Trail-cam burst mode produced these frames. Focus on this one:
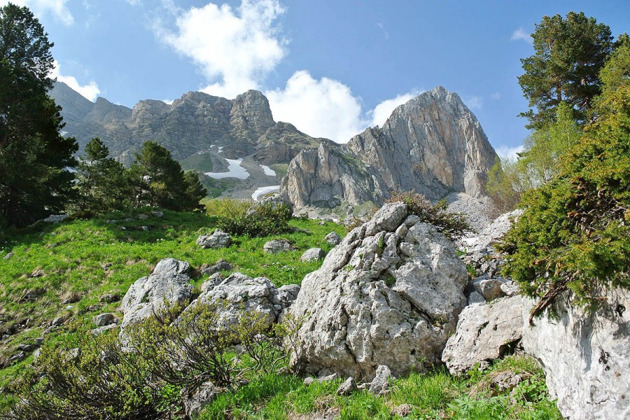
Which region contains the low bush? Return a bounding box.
[3,303,295,419]
[386,191,473,240]
[216,200,293,237]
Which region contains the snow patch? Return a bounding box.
[261,165,276,176]
[252,185,280,201]
[204,158,250,180]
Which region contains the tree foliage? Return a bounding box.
[72,138,132,216]
[518,12,614,129]
[130,141,206,212]
[503,58,630,318]
[0,4,77,227]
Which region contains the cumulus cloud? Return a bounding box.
[0,0,74,25]
[50,61,100,101]
[369,91,419,127]
[496,144,524,161]
[155,0,287,98]
[511,27,532,44]
[266,71,366,142]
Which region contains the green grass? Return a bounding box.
[0,208,345,399]
[196,356,561,419]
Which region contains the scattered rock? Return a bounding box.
[61,292,82,304]
[200,259,233,277]
[42,214,68,223]
[369,365,393,395]
[442,295,524,375]
[301,248,326,262]
[120,258,193,329]
[391,404,414,418]
[17,343,37,352]
[263,239,292,254]
[325,232,341,246]
[51,316,66,327]
[336,377,357,396]
[3,252,14,260]
[151,211,164,217]
[92,313,117,327]
[91,324,119,336]
[290,203,468,379]
[303,377,315,386]
[197,230,232,249]
[182,381,220,418]
[99,293,121,303]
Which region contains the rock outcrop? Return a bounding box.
[289,203,468,379]
[522,291,630,420]
[282,87,498,210]
[120,258,193,328]
[442,295,524,375]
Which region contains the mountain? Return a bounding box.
[281,87,498,209]
[50,82,325,198]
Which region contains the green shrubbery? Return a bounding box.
[214,199,293,237]
[386,191,472,240]
[4,303,298,419]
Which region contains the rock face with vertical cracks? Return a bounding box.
[289,202,468,379]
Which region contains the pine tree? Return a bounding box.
[0,4,78,227]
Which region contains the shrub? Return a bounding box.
[3,303,294,419]
[386,191,472,240]
[217,201,293,237]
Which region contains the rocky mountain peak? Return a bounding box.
[282,86,499,209]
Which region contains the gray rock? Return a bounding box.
[289,203,468,379]
[120,258,193,328]
[182,381,220,418]
[188,273,291,330]
[303,376,315,386]
[51,316,66,327]
[200,273,224,293]
[472,277,506,302]
[369,365,393,395]
[442,295,524,375]
[42,214,68,223]
[99,293,120,303]
[336,377,357,396]
[281,87,498,210]
[200,259,233,276]
[91,324,119,335]
[197,230,232,249]
[92,313,117,327]
[276,284,300,310]
[263,239,292,254]
[301,248,326,262]
[468,291,486,305]
[325,232,342,246]
[522,291,630,420]
[3,252,13,260]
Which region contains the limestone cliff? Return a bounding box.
[282,87,498,208]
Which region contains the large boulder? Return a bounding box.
[289,203,468,379]
[197,230,232,249]
[522,291,630,420]
[188,272,298,329]
[442,295,524,375]
[120,258,193,328]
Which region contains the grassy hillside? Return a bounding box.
[0,208,560,419]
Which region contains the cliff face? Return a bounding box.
[282,87,498,208]
[50,83,318,166]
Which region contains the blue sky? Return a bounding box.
[3,0,629,157]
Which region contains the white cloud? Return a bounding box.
[496,144,524,161]
[490,92,501,101]
[0,0,74,25]
[464,95,483,110]
[369,91,419,127]
[376,22,389,39]
[511,27,532,44]
[266,71,366,142]
[50,61,100,101]
[156,0,287,98]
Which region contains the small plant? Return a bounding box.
[386,191,473,240]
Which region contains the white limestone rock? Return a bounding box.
[289,203,468,379]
